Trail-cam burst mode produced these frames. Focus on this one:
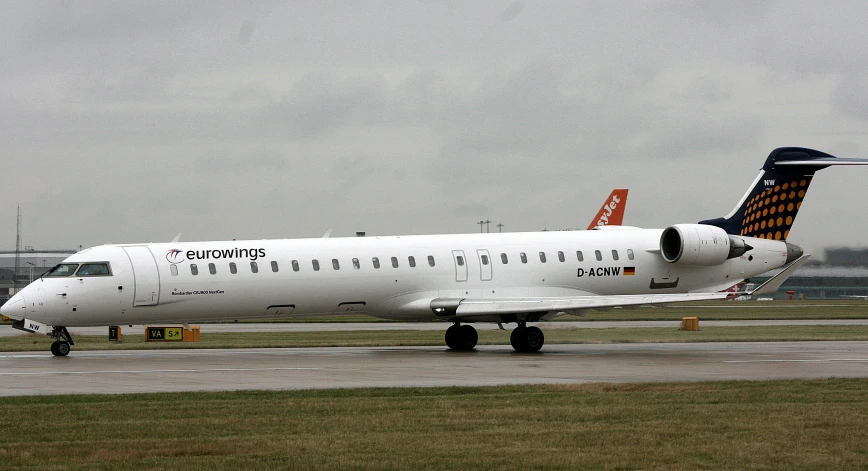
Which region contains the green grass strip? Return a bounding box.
[1,379,867,470]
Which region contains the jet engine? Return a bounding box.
[660,224,752,266]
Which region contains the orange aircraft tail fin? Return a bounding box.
[587,189,628,230]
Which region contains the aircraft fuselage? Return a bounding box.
[3,229,789,327]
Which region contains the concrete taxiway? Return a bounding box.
[1,341,867,396]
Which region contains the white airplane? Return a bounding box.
[4,147,868,356]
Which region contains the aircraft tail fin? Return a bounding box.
[699,147,868,240]
[587,189,628,230]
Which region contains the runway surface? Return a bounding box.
[3,319,868,337]
[1,341,867,396]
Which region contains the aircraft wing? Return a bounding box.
[440,292,731,318]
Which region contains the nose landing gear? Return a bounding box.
[49,326,74,357]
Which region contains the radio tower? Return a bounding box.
[13,205,21,293]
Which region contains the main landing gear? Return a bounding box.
[49,326,74,357]
[445,323,478,351]
[443,322,545,353]
[510,323,544,353]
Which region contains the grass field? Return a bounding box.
[2,325,868,352]
[2,379,867,470]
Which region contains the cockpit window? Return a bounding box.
[45,263,79,277]
[75,263,112,276]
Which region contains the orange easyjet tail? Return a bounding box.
[587,189,628,229]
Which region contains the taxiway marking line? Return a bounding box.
[0,367,322,376]
[723,359,868,363]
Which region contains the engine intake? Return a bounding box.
[660,224,751,266]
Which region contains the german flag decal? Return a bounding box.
[624,267,636,276]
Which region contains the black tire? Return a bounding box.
[444,324,462,350]
[525,326,545,352]
[459,325,478,350]
[510,326,528,352]
[50,341,59,356]
[55,341,70,357]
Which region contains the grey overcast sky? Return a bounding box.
[2,1,868,259]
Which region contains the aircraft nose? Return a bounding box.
[0,293,25,320]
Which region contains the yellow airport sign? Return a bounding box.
[144,326,200,342]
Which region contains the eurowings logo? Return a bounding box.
[166,249,185,264]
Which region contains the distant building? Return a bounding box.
[824,247,868,267]
[751,248,868,299]
[0,250,76,303]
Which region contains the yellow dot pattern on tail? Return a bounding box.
[740,178,811,240]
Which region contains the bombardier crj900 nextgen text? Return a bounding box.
[4,148,868,356]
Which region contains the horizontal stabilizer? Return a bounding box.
[775,157,868,166]
[745,254,811,296]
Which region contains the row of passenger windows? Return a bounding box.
[171,249,635,276]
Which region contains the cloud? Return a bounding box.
[497,1,525,22]
[1,1,868,257]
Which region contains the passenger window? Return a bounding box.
[501,253,508,264]
[372,257,380,269]
[456,256,464,266]
[595,250,602,261]
[408,256,416,268]
[391,257,399,268]
[250,261,258,273]
[272,261,279,272]
[229,262,237,274]
[170,265,178,276]
[292,260,300,272]
[539,252,547,263]
[612,250,619,261]
[627,249,634,260]
[558,251,565,262]
[520,252,527,264]
[76,263,111,276]
[577,251,584,262]
[428,255,435,267]
[209,263,216,275]
[481,254,489,265]
[332,259,340,270]
[353,258,360,269]
[312,259,320,271]
[191,264,199,275]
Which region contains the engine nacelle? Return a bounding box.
[660,224,751,266]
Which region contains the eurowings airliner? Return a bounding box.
[3,147,867,356]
